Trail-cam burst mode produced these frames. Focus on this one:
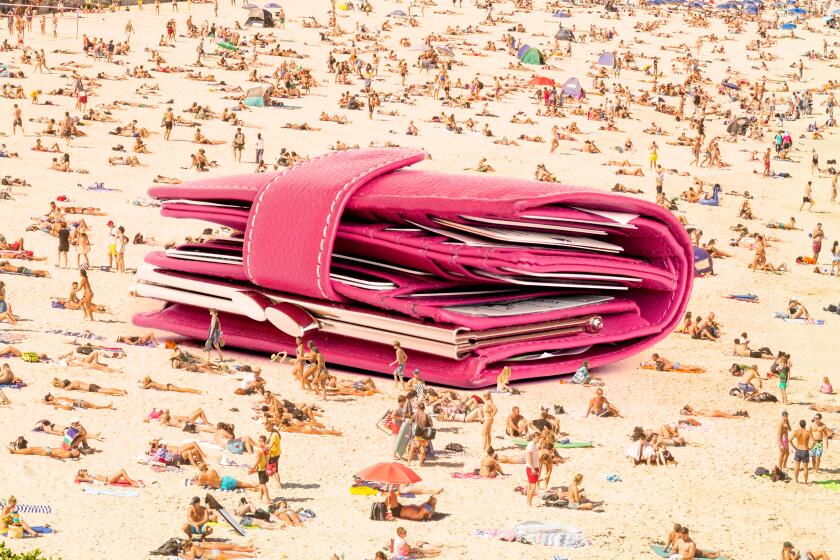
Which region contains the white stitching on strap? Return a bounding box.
[244,151,340,283]
[314,152,418,298]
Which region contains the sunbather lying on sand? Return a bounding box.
[76,468,142,487]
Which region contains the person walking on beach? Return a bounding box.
[800,181,814,212]
[57,220,70,269]
[233,127,245,162]
[163,107,174,140]
[265,421,282,488]
[11,104,23,135]
[791,420,814,484]
[525,433,541,506]
[205,308,224,362]
[249,435,270,503]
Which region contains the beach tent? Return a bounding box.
[516,44,531,58]
[693,247,714,276]
[519,47,545,65]
[779,22,796,29]
[217,40,238,51]
[596,52,615,68]
[561,77,582,97]
[555,28,575,41]
[244,8,274,27]
[244,86,266,107]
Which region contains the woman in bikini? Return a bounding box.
[52,378,127,396]
[43,393,114,411]
[680,405,747,419]
[141,376,201,394]
[76,468,142,487]
[78,269,94,321]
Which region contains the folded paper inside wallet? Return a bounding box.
[137,148,693,387]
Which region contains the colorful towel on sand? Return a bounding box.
[772,313,825,325]
[0,502,52,514]
[83,486,140,497]
[814,481,840,490]
[85,182,121,192]
[650,543,727,559]
[471,528,517,541]
[1,525,53,537]
[0,333,24,344]
[451,472,510,480]
[0,382,26,389]
[45,329,104,340]
[513,521,588,548]
[220,454,252,468]
[511,438,593,449]
[724,294,759,302]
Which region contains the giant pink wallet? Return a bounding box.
[132,148,693,387]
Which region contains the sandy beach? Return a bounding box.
[0,0,839,558]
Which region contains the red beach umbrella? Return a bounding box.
[356,462,422,485]
[529,76,555,86]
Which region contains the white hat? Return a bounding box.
[71,417,81,425]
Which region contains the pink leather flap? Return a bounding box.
[242,148,426,300]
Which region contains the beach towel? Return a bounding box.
[75,478,144,488]
[814,481,840,490]
[45,329,104,340]
[220,454,252,468]
[0,382,26,389]
[650,543,727,559]
[451,472,510,480]
[83,486,140,497]
[0,502,52,514]
[773,312,825,325]
[349,485,380,496]
[1,525,53,537]
[85,182,121,192]
[471,528,517,541]
[513,521,588,548]
[511,438,593,449]
[724,294,759,302]
[0,333,24,344]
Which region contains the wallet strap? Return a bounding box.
[244,147,426,299]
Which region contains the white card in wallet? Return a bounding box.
[460,215,608,236]
[444,295,614,317]
[473,270,629,290]
[431,218,623,253]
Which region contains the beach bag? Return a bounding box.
[204,493,222,510]
[445,443,464,452]
[253,508,271,521]
[21,352,40,363]
[150,538,184,556]
[417,426,436,440]
[754,467,770,477]
[369,501,387,521]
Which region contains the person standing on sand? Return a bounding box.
[811,223,824,263]
[162,107,174,140]
[79,268,94,321]
[254,133,264,164]
[249,435,270,503]
[791,420,813,484]
[481,392,496,452]
[778,411,791,470]
[809,413,832,475]
[11,104,23,135]
[233,127,245,162]
[265,420,282,488]
[389,341,406,390]
[205,308,224,362]
[525,433,541,506]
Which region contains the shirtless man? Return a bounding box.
[670,526,697,560]
[505,406,527,437]
[738,365,763,400]
[193,463,258,491]
[389,341,407,390]
[585,388,622,417]
[481,392,496,452]
[791,419,814,483]
[778,411,791,470]
[809,414,833,474]
[182,496,213,540]
[733,339,773,359]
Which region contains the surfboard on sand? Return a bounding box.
[217,507,247,536]
[394,421,415,457]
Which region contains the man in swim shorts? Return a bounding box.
[790,420,814,484]
[182,496,213,540]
